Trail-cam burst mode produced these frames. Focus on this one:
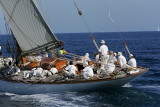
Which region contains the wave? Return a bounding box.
[122,83,133,88]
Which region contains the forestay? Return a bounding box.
[0,0,60,55]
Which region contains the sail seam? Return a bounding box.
[0,0,38,48]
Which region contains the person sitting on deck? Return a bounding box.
[14,64,21,75]
[63,61,77,77]
[32,66,44,77]
[128,54,137,68]
[105,51,117,74]
[118,52,130,68]
[7,61,14,74]
[49,65,58,76]
[58,48,68,57]
[82,61,94,80]
[82,53,91,67]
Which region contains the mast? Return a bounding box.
[0,0,61,56]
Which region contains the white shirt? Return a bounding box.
[50,67,58,74]
[65,65,77,75]
[33,67,43,76]
[128,58,137,68]
[118,55,127,68]
[99,45,108,56]
[83,66,94,76]
[95,54,100,62]
[15,66,21,74]
[108,55,117,64]
[82,56,91,67]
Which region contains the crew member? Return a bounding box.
[82,61,94,79]
[118,52,130,68]
[105,51,117,74]
[59,48,67,55]
[82,53,91,67]
[99,40,109,70]
[50,65,58,75]
[63,61,77,77]
[128,54,137,68]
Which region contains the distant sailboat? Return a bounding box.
[158,27,160,31]
[0,0,148,94]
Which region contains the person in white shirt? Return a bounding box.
[82,61,94,79]
[128,54,137,68]
[64,61,77,77]
[33,66,44,77]
[7,61,14,74]
[49,65,58,75]
[82,53,91,67]
[14,65,21,75]
[105,51,117,73]
[99,40,109,70]
[94,52,100,63]
[118,52,130,68]
[99,40,108,56]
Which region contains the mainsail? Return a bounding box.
[0,0,60,55]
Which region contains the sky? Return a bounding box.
[0,0,160,34]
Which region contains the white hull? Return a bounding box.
[0,71,146,94]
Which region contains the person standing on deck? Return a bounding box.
[82,53,91,67]
[99,40,109,71]
[128,54,137,68]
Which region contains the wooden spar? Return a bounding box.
[91,35,99,51]
[73,0,99,52]
[123,40,131,57]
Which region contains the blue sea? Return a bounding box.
[0,31,160,107]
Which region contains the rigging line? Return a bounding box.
[38,0,59,41]
[102,0,131,56]
[73,0,100,51]
[29,0,44,47]
[0,1,38,49]
[73,0,92,35]
[29,0,44,44]
[16,1,34,49]
[39,0,48,24]
[32,0,59,43]
[30,2,44,44]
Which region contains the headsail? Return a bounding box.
[0,0,60,55]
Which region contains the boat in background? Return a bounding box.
[0,0,148,94]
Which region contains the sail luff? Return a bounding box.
[0,0,60,55]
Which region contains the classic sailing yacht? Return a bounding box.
[0,0,148,94]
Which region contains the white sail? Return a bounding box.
[0,0,60,55]
[158,27,160,31]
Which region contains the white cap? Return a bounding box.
[118,52,122,56]
[85,53,89,56]
[101,40,105,44]
[114,53,117,56]
[130,54,133,57]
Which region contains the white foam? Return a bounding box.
[122,83,133,87]
[9,92,90,107]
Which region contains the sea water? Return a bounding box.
[0,31,160,107]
